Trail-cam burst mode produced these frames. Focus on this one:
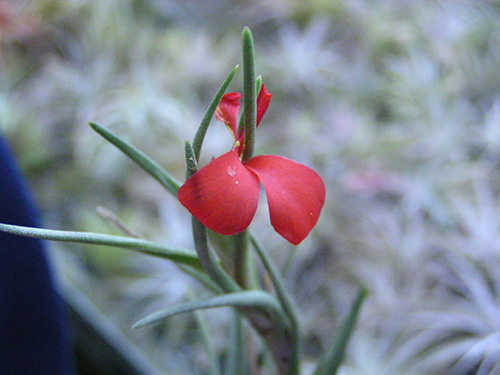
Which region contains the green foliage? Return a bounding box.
[4,0,500,374]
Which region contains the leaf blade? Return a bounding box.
[132,290,285,329]
[192,65,239,161]
[242,27,256,162]
[313,288,368,375]
[0,223,202,270]
[89,122,181,196]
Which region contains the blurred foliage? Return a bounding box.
[3,0,500,374]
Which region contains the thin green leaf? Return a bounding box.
[0,223,202,270]
[226,311,246,375]
[312,288,368,375]
[249,232,298,329]
[132,290,286,329]
[178,265,222,293]
[241,27,256,162]
[89,122,181,196]
[191,217,241,293]
[193,221,296,374]
[192,65,239,161]
[250,232,301,374]
[189,290,222,375]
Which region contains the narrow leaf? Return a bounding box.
[0,223,202,270]
[89,122,181,196]
[178,265,222,293]
[189,290,222,375]
[313,288,368,375]
[226,311,245,375]
[132,290,286,329]
[249,232,298,331]
[192,65,239,161]
[242,27,256,162]
[250,232,301,375]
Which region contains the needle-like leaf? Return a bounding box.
[242,27,256,162]
[132,290,286,329]
[0,223,202,270]
[312,288,368,375]
[89,122,181,196]
[192,65,239,161]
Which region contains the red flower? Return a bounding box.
[178,85,325,245]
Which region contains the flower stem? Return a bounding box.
[185,140,241,292]
[241,26,256,162]
[191,217,241,293]
[236,27,257,371]
[233,230,254,289]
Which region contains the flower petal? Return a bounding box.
[245,155,325,245]
[178,150,260,236]
[215,92,241,138]
[256,84,272,127]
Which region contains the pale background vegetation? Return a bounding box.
[2,0,500,374]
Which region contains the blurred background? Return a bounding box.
[2,0,500,374]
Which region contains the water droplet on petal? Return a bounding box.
[227,165,236,177]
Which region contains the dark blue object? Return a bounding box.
[0,135,74,374]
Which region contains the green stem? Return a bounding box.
[249,233,298,330]
[184,141,240,292]
[233,230,252,289]
[191,217,241,293]
[234,34,257,358]
[237,76,263,136]
[250,233,301,374]
[231,231,252,374]
[241,27,256,162]
[230,28,257,372]
[226,311,246,375]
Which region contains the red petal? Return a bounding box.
[215,92,241,137]
[178,150,260,235]
[256,84,272,127]
[245,155,325,245]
